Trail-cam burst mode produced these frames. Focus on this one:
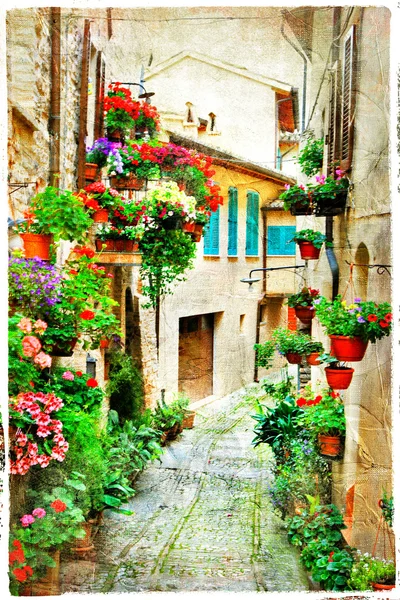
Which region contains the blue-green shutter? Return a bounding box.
[203,207,220,255]
[228,187,238,256]
[267,226,296,255]
[246,191,259,256]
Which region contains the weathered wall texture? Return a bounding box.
[304,6,392,553]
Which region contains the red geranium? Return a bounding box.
[86,378,98,388]
[76,371,83,376]
[367,314,378,322]
[79,310,95,320]
[296,397,307,407]
[50,499,67,513]
[384,313,392,322]
[379,320,389,328]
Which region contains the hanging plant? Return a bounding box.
[297,136,324,177]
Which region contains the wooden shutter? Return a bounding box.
[203,208,220,256]
[340,25,356,172]
[77,19,91,190]
[326,61,340,175]
[245,191,259,256]
[227,187,238,256]
[94,51,106,140]
[267,226,296,255]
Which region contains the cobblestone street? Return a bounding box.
[60,386,309,593]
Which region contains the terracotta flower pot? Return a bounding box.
[330,335,369,362]
[50,337,78,357]
[306,352,321,366]
[318,434,341,457]
[115,239,125,252]
[95,238,115,251]
[100,339,110,349]
[294,305,316,323]
[285,352,302,364]
[371,582,395,591]
[182,410,196,429]
[21,550,60,596]
[325,366,354,390]
[124,239,134,251]
[70,521,94,553]
[85,162,98,182]
[298,241,321,260]
[110,175,145,191]
[21,233,52,261]
[107,128,123,142]
[182,221,195,233]
[93,208,109,223]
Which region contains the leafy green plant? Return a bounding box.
[300,392,346,437]
[310,173,350,204]
[348,552,395,590]
[152,396,185,431]
[254,340,275,369]
[287,287,320,307]
[106,352,144,422]
[271,327,314,356]
[252,396,304,453]
[40,367,104,414]
[279,183,311,211]
[314,295,392,343]
[261,377,295,401]
[380,491,394,528]
[289,229,331,249]
[297,136,324,176]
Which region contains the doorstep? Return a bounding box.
[189,394,218,411]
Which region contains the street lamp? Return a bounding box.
[111,81,155,100]
[240,265,305,288]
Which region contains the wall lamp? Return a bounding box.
[240,265,305,288]
[111,81,155,99]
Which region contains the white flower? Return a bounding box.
[168,211,174,216]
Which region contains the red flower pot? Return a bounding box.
[100,339,110,349]
[85,162,98,182]
[21,233,52,260]
[298,241,321,260]
[371,582,395,591]
[110,175,145,191]
[329,335,368,362]
[183,221,195,233]
[115,239,125,252]
[70,521,94,553]
[93,208,109,223]
[285,352,302,364]
[294,305,316,323]
[191,232,202,243]
[325,366,354,390]
[318,434,341,457]
[95,238,115,251]
[306,352,321,366]
[124,239,134,252]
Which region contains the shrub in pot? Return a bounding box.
[347,552,396,591]
[289,229,331,260]
[287,287,321,323]
[299,389,346,457]
[271,328,316,364]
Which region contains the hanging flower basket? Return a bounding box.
[93,208,109,223]
[160,215,183,231]
[318,434,341,457]
[325,366,354,390]
[298,241,321,260]
[50,337,78,357]
[306,352,321,366]
[85,162,99,182]
[20,233,52,261]
[285,352,302,364]
[314,191,348,217]
[330,335,369,362]
[110,175,145,191]
[182,221,195,233]
[371,582,395,591]
[289,201,313,216]
[294,305,316,323]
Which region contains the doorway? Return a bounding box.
[178,313,214,401]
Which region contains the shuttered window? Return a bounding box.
[327,61,340,176]
[94,51,106,140]
[203,207,220,256]
[267,226,296,255]
[245,191,259,256]
[77,19,91,190]
[227,187,238,256]
[340,25,356,171]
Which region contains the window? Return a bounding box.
[206,112,220,135]
[184,102,199,126]
[203,207,220,255]
[267,226,296,255]
[227,187,238,256]
[340,25,356,171]
[245,191,259,256]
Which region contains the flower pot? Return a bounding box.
[100,339,110,349]
[294,305,316,323]
[92,208,109,223]
[191,232,202,243]
[371,582,395,591]
[306,352,321,366]
[85,162,99,182]
[167,423,180,440]
[95,238,115,251]
[21,233,52,261]
[124,239,134,252]
[161,215,183,230]
[285,352,302,364]
[50,337,78,357]
[21,550,60,596]
[325,366,354,390]
[160,431,168,446]
[70,521,94,553]
[115,239,125,252]
[298,241,321,260]
[330,335,369,362]
[182,221,195,233]
[107,128,123,143]
[110,175,145,191]
[182,410,196,429]
[318,434,341,457]
[289,201,313,216]
[314,191,348,217]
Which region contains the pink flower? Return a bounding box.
[33,320,47,334]
[36,426,52,438]
[299,184,305,190]
[16,432,28,447]
[32,507,46,519]
[27,442,38,456]
[34,352,52,369]
[36,455,51,468]
[284,184,291,190]
[62,371,74,381]
[335,168,345,179]
[22,336,41,357]
[50,419,63,433]
[17,318,32,334]
[315,174,326,185]
[35,413,51,427]
[20,514,35,527]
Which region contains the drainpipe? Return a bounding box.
[49,8,61,187]
[325,216,339,300]
[280,20,307,133]
[254,209,268,382]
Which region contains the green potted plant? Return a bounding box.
[348,552,395,591]
[318,353,355,390]
[15,187,93,260]
[289,229,331,260]
[311,170,350,217]
[313,295,392,361]
[379,491,394,528]
[300,390,346,457]
[297,136,324,177]
[279,182,312,215]
[271,328,314,364]
[82,181,122,222]
[287,287,321,323]
[304,341,325,366]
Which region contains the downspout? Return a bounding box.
[49,7,61,187]
[280,20,307,132]
[254,209,268,382]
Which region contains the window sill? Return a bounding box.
[203,255,220,259]
[227,255,238,260]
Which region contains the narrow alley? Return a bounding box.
[60,386,309,593]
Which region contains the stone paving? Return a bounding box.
[60,384,309,593]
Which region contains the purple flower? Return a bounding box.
[348,309,356,314]
[313,298,322,305]
[357,316,366,324]
[354,297,362,303]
